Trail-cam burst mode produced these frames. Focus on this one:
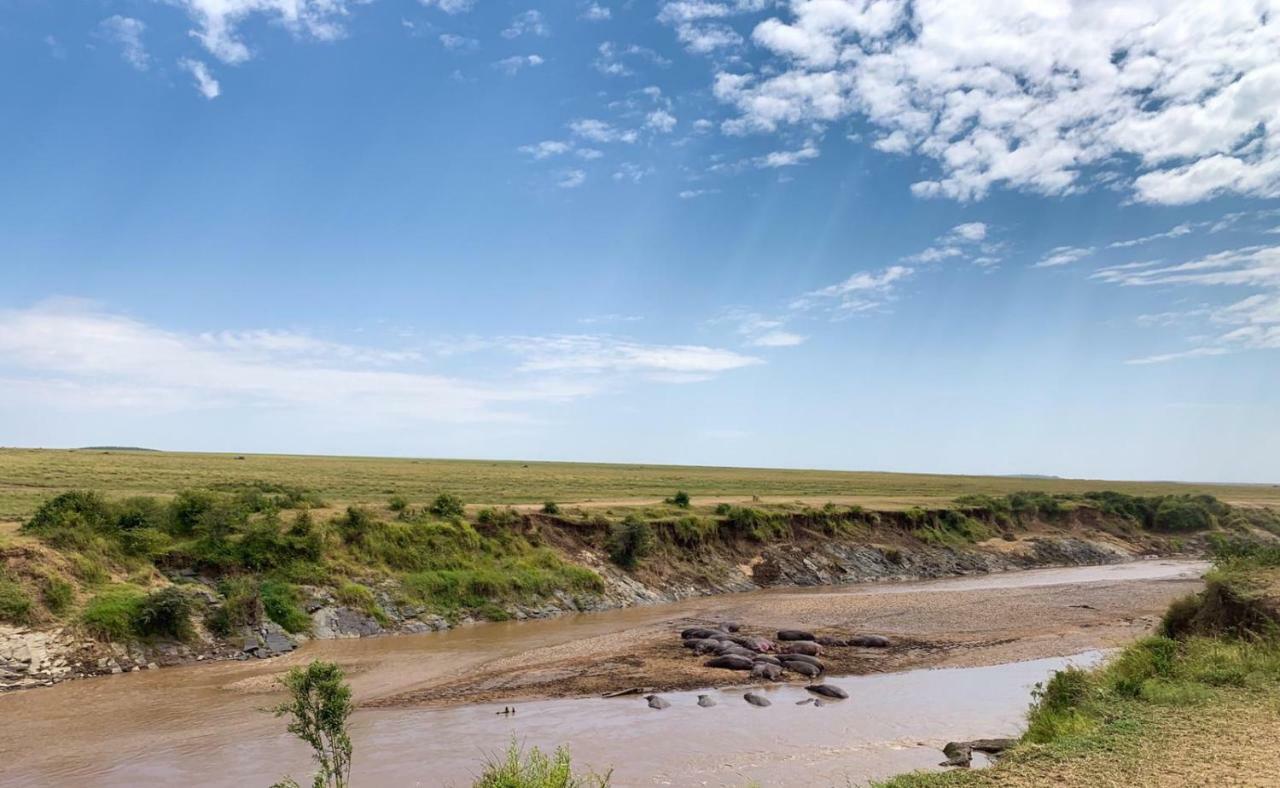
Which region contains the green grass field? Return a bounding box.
[2,447,1277,522]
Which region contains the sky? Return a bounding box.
[1,0,1278,482]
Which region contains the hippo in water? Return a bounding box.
[750,662,784,681]
[805,684,849,700]
[645,695,670,710]
[697,694,717,707]
[743,692,771,707]
[781,641,822,657]
[776,629,816,641]
[705,654,754,670]
[781,660,821,678]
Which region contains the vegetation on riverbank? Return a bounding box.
[877,536,1280,787]
[2,475,1277,653]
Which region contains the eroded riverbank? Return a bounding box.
[0,560,1205,786]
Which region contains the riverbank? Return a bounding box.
[0,561,1206,786]
[879,540,1280,787]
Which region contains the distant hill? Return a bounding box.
[78,446,160,452]
[1003,474,1062,480]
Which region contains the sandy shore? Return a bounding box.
[369,561,1205,708]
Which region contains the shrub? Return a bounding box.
[336,506,379,544]
[1153,496,1217,532]
[666,491,691,508]
[722,507,789,542]
[474,740,609,788]
[429,493,466,519]
[82,586,146,641]
[541,502,560,515]
[0,573,34,624]
[169,489,219,536]
[672,515,716,547]
[477,507,521,530]
[607,516,655,569]
[388,495,409,513]
[24,490,114,534]
[335,582,388,626]
[1024,666,1095,743]
[40,574,74,615]
[260,580,311,634]
[134,587,194,640]
[713,503,731,516]
[207,576,264,636]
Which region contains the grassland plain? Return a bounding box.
[2,447,1279,522]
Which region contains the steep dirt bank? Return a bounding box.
[0,503,1204,692]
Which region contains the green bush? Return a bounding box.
[722,506,789,541]
[477,507,521,530]
[429,493,466,519]
[40,574,74,615]
[134,587,194,640]
[82,586,146,641]
[335,582,388,625]
[1153,496,1217,532]
[261,580,311,634]
[0,573,34,624]
[541,501,560,515]
[24,490,115,534]
[607,516,655,568]
[388,495,409,513]
[672,515,716,547]
[666,491,691,508]
[474,740,609,788]
[207,576,264,636]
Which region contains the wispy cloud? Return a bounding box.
[178,59,221,99]
[581,3,612,21]
[1034,246,1094,268]
[556,169,587,188]
[501,10,549,39]
[98,16,149,71]
[791,266,912,315]
[493,54,543,75]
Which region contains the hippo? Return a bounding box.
[781,660,821,678]
[705,654,754,670]
[719,622,742,633]
[781,641,822,657]
[743,692,771,707]
[735,636,775,653]
[805,684,848,700]
[697,694,717,707]
[645,695,670,709]
[752,654,782,666]
[778,653,823,668]
[750,662,784,681]
[715,644,758,659]
[776,629,816,641]
[795,698,816,706]
[815,635,847,647]
[681,627,721,640]
[847,635,892,648]
[693,639,723,656]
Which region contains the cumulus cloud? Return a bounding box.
[439,33,478,51]
[646,109,678,133]
[710,0,1280,204]
[502,10,549,39]
[98,16,149,71]
[569,118,638,144]
[557,169,587,188]
[755,142,819,168]
[582,3,612,21]
[594,42,671,77]
[657,0,768,54]
[519,140,572,159]
[494,54,544,75]
[904,222,1000,266]
[178,59,221,99]
[173,0,357,64]
[420,0,477,13]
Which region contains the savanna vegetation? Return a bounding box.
[877,535,1280,787]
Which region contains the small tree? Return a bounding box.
[607,515,655,569]
[273,660,354,788]
[541,501,560,515]
[430,492,466,519]
[668,491,691,508]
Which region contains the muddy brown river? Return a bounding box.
[0,560,1206,787]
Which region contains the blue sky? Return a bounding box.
[1,0,1278,482]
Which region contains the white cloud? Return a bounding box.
[1034,246,1094,268]
[1108,223,1194,249]
[420,0,477,13]
[494,54,544,75]
[173,0,357,64]
[678,188,719,199]
[439,33,478,51]
[711,0,1280,204]
[569,118,638,144]
[646,109,678,133]
[519,140,572,159]
[178,59,221,99]
[612,162,654,182]
[594,42,671,77]
[657,0,768,54]
[949,222,986,243]
[750,331,806,347]
[557,169,587,188]
[582,3,612,21]
[502,10,549,39]
[756,142,819,168]
[0,302,759,421]
[903,222,999,266]
[576,148,604,160]
[98,16,149,71]
[792,265,912,314]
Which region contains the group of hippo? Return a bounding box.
[638,621,892,710]
[679,623,890,683]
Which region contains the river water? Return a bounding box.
[0,560,1205,787]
